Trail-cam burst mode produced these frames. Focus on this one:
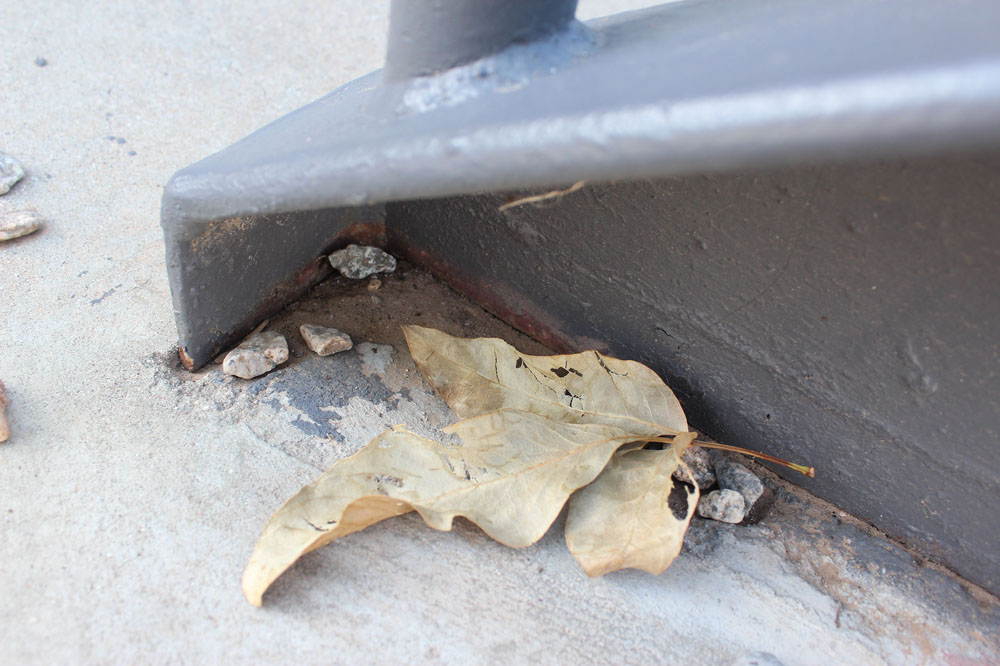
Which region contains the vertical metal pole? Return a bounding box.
[384,0,579,81]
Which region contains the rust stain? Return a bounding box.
[189,215,258,255]
[248,257,329,325]
[337,221,388,248]
[179,214,593,372]
[178,346,196,371]
[178,220,388,371]
[389,236,587,355]
[244,220,387,323]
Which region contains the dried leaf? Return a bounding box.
[565,432,699,577]
[403,325,687,436]
[242,409,640,605]
[243,326,754,605]
[404,326,701,578]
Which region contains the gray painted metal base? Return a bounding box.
[161,0,1000,592]
[389,151,1000,594]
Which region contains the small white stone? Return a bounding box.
[300,324,353,356]
[0,152,25,195]
[222,331,288,379]
[328,244,396,279]
[697,489,746,524]
[0,208,43,241]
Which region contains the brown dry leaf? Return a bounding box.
[404,326,703,577]
[565,432,699,577]
[403,325,687,436]
[242,409,641,605]
[245,327,714,605]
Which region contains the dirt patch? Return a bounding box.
[149,261,553,469]
[266,260,551,366]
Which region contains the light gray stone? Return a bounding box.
[328,244,396,279]
[0,208,43,241]
[716,461,765,518]
[222,331,288,379]
[673,446,716,489]
[0,152,25,195]
[300,324,353,356]
[697,489,746,523]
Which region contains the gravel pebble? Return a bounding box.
[673,446,716,489]
[300,324,353,356]
[329,244,396,279]
[0,152,26,195]
[697,489,746,523]
[222,331,288,379]
[716,461,764,519]
[0,208,43,241]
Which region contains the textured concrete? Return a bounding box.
[1,1,998,665]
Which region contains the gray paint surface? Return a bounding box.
[384,0,578,80]
[388,152,1000,592]
[162,204,384,367]
[159,0,1000,593]
[162,0,1000,367]
[163,0,1000,224]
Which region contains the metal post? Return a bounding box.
[384,0,578,81]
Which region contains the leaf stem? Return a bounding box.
[693,441,815,478]
[644,436,815,478]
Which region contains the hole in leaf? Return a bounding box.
[668,479,693,520]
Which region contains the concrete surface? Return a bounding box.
[1,1,998,665]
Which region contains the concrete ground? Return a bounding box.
[1,1,998,664]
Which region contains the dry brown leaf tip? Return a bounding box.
[242,411,641,605]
